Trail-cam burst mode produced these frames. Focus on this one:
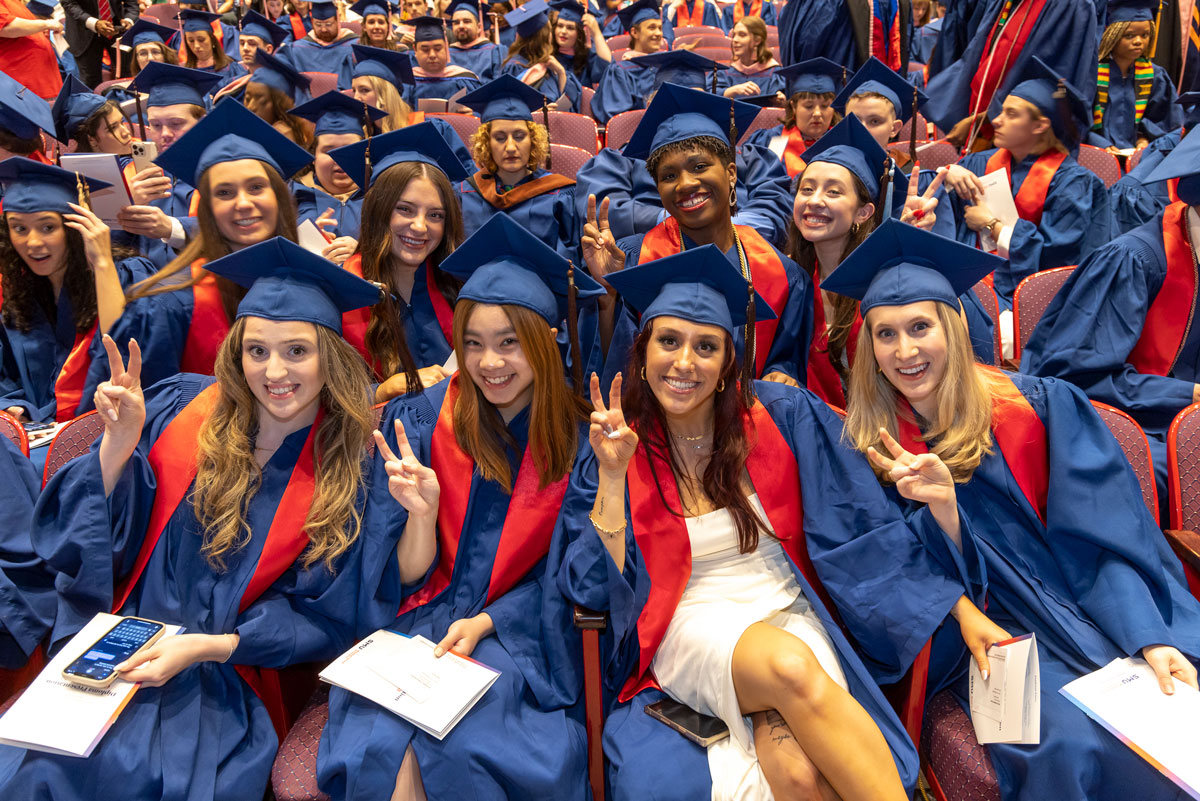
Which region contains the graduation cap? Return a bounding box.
[1177,91,1200,129]
[549,0,583,25]
[459,74,546,122]
[617,0,658,32]
[0,156,112,214]
[1107,0,1158,23]
[776,57,845,97]
[51,76,109,143]
[446,0,482,17]
[624,82,758,160]
[249,48,313,101]
[800,113,905,200]
[352,43,415,86]
[821,219,1003,314]
[1000,56,1090,149]
[155,96,313,186]
[204,237,381,333]
[411,15,448,41]
[327,121,470,190]
[350,0,391,17]
[177,8,222,32]
[25,0,56,18]
[291,90,387,137]
[0,71,57,140]
[833,56,927,122]
[120,18,177,49]
[1143,125,1200,204]
[239,9,289,50]
[739,93,786,108]
[505,0,550,38]
[630,49,719,91]
[308,0,339,20]
[130,61,224,108]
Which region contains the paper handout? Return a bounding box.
[59,153,134,229]
[969,632,1040,745]
[977,169,1020,252]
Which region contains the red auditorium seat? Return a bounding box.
[1010,265,1074,363]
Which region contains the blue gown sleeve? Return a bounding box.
[1138,65,1183,143]
[427,115,478,174]
[590,63,642,124]
[961,288,996,365]
[1108,131,1177,234]
[573,149,666,241]
[91,289,194,395]
[732,143,793,247]
[0,435,54,668]
[759,254,814,383]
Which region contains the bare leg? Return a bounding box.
[732,622,906,801]
[752,710,841,801]
[389,745,427,801]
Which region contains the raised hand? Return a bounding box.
[95,335,145,442]
[63,202,115,270]
[898,164,944,231]
[867,426,955,507]
[375,419,440,519]
[321,236,358,266]
[581,194,626,284]
[128,167,172,205]
[589,372,638,476]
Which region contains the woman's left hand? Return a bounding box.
[1142,644,1199,695]
[723,81,760,98]
[116,633,238,688]
[962,201,997,233]
[898,165,944,232]
[434,613,494,658]
[322,236,357,265]
[63,202,114,270]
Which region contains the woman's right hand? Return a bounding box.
[589,372,638,476]
[375,419,440,519]
[951,596,1012,681]
[941,164,984,203]
[581,194,626,285]
[128,166,172,205]
[94,335,145,445]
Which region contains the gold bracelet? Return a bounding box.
[589,514,626,539]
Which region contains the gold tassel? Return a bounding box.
[75,172,91,210]
[909,85,918,162]
[543,100,552,170]
[567,260,583,394]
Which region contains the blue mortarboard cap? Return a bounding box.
[290,90,386,137]
[1143,125,1200,203]
[308,0,339,19]
[605,245,775,336]
[239,9,289,49]
[350,0,390,17]
[739,93,786,108]
[51,76,108,143]
[800,113,904,200]
[1177,91,1200,129]
[328,121,470,189]
[1000,56,1089,148]
[25,0,56,18]
[624,82,758,160]
[0,156,112,214]
[177,8,221,32]
[1107,0,1157,23]
[777,57,845,97]
[822,219,1003,314]
[120,18,177,49]
[834,56,926,121]
[412,15,447,41]
[204,237,381,333]
[441,215,604,324]
[459,74,546,122]
[352,43,415,85]
[155,97,313,186]
[549,0,583,25]
[630,49,719,91]
[130,61,224,107]
[0,71,57,140]
[250,48,313,100]
[617,0,658,31]
[447,0,482,17]
[505,0,550,37]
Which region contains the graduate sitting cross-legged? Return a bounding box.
[0,237,380,801]
[316,215,603,801]
[831,220,1200,801]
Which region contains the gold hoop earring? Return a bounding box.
[641,366,647,381]
[717,378,726,392]
[876,365,883,374]
[851,222,861,235]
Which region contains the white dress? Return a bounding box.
[650,494,849,801]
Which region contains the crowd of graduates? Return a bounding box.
[2,0,1200,799]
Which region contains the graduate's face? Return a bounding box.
[790,93,834,140]
[630,19,663,53]
[184,30,215,62]
[415,39,449,72]
[991,96,1048,152]
[793,162,874,244]
[351,76,379,106]
[135,42,165,69]
[314,133,361,195]
[488,119,533,178]
[91,107,133,156]
[845,95,901,149]
[404,0,426,18]
[653,145,737,238]
[868,301,948,419]
[266,0,285,16]
[389,175,446,268]
[462,304,536,421]
[452,11,481,43]
[643,316,728,422]
[312,15,341,43]
[1114,21,1153,62]
[241,317,324,426]
[364,13,391,43]
[294,1,311,14]
[244,82,275,119]
[4,212,69,280]
[147,104,203,150]
[729,23,755,62]
[240,34,271,66]
[207,160,280,249]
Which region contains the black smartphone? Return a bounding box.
[645,698,730,747]
[62,617,165,689]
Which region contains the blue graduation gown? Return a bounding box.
[138,177,198,269]
[913,17,941,65]
[293,181,364,241]
[591,58,680,123]
[573,143,795,247]
[908,373,1200,801]
[663,0,722,29]
[279,33,357,88]
[599,11,623,37]
[0,434,53,669]
[0,257,154,423]
[720,0,779,32]
[548,382,969,799]
[1108,130,1180,234]
[952,148,1111,307]
[0,374,364,801]
[714,63,782,97]
[449,40,504,81]
[926,0,988,77]
[1086,62,1182,151]
[405,70,483,104]
[555,50,609,88]
[398,260,453,370]
[778,0,857,69]
[316,381,590,800]
[455,168,580,263]
[499,55,583,112]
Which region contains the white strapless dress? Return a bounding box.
[650,494,848,801]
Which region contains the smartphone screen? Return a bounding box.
[63,618,164,683]
[646,699,729,743]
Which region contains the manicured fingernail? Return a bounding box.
[433,647,443,657]
[108,411,119,422]
[981,669,989,681]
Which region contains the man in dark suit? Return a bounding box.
[61,0,138,87]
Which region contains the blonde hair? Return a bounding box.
[470,120,550,174]
[360,75,413,132]
[191,317,374,571]
[1007,95,1068,155]
[844,302,994,483]
[734,16,773,65]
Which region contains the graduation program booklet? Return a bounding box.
[1060,657,1200,800]
[978,169,1020,252]
[969,632,1040,745]
[59,153,134,229]
[320,630,500,740]
[0,613,183,757]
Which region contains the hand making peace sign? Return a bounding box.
[866,426,956,510]
[581,194,627,286]
[898,164,946,232]
[95,335,145,442]
[374,419,441,518]
[588,372,638,476]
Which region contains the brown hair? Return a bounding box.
[183,28,235,70]
[2,216,94,333]
[69,100,123,153]
[130,42,180,76]
[192,316,373,570]
[783,91,840,130]
[551,11,590,77]
[0,128,43,157]
[248,82,313,147]
[505,22,555,66]
[734,16,773,65]
[470,120,550,174]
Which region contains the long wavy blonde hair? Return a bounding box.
[190,316,374,571]
[358,75,413,133]
[844,301,994,483]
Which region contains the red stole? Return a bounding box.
[1128,202,1198,376]
[806,269,861,410]
[870,2,902,71]
[781,125,812,179]
[674,0,706,26]
[985,148,1066,226]
[407,111,426,125]
[637,219,788,377]
[395,379,570,615]
[895,367,1048,525]
[180,260,231,375]
[111,384,325,739]
[968,0,1048,119]
[53,322,98,423]
[732,0,762,22]
[621,401,834,700]
[425,260,455,347]
[288,12,308,41]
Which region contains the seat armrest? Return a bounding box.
[1165,529,1200,573]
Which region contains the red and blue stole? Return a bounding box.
[1128,201,1198,377]
[871,0,902,71]
[969,0,1048,119]
[180,260,231,376]
[985,147,1066,227]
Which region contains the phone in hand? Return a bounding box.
[645,698,730,747]
[130,140,158,174]
[61,616,165,689]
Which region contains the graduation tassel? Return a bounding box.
[711,67,718,95]
[909,85,918,163]
[75,172,92,210]
[1054,78,1078,150]
[876,154,892,227]
[134,91,147,141]
[741,281,756,408]
[567,260,584,395]
[728,102,738,148]
[543,99,552,170]
[362,99,374,188]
